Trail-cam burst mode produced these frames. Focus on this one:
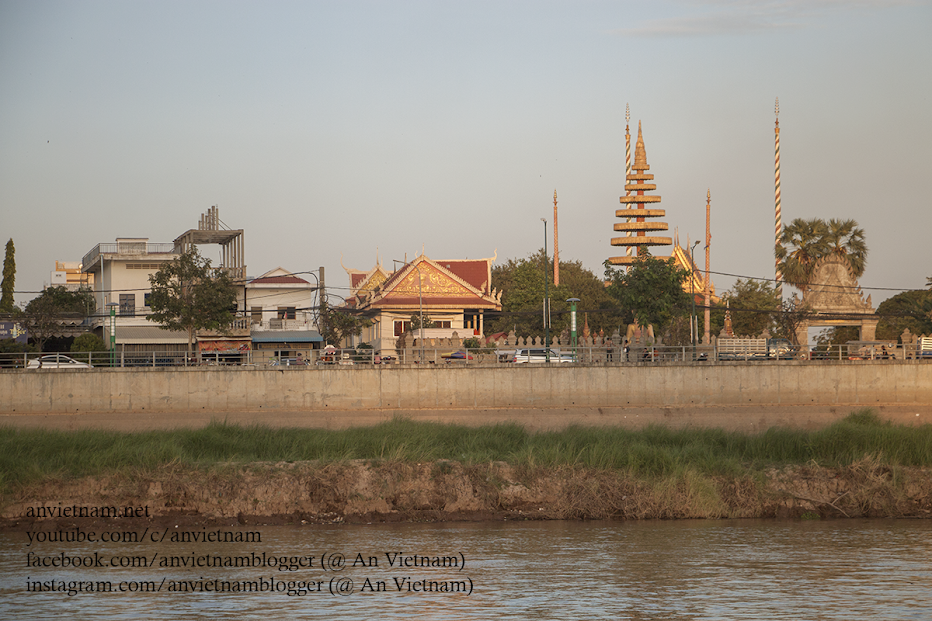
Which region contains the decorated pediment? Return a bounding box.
[803,254,874,314]
[343,253,501,311]
[387,262,477,299]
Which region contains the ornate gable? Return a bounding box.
[346,254,502,311]
[387,261,477,299]
[803,254,874,314]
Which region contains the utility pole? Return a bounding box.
[690,240,700,359]
[542,218,549,361]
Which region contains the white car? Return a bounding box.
[511,348,576,364]
[26,354,93,369]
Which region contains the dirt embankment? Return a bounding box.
[3,458,931,530]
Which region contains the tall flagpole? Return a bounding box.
[704,189,711,345]
[774,98,783,300]
[625,104,633,260]
[553,190,559,287]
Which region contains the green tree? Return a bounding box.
[875,289,932,340]
[824,218,867,278]
[23,286,95,351]
[721,279,780,337]
[776,217,868,292]
[146,248,237,351]
[773,295,814,347]
[318,299,371,346]
[70,333,106,363]
[775,218,829,292]
[1,239,14,313]
[408,313,435,330]
[604,251,690,337]
[488,249,618,338]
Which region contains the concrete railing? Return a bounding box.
[2,362,930,415]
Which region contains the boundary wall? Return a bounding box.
[1,363,930,431]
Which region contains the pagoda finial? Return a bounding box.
[775,97,779,126]
[625,103,630,129]
[633,121,648,170]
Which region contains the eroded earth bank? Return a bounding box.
[3,458,931,530]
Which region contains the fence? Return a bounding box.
[2,342,930,369]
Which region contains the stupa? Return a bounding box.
[608,122,671,264]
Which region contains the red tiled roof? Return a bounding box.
[371,294,498,308]
[250,275,310,285]
[442,260,488,292]
[351,273,367,288]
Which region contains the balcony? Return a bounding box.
[82,242,178,271]
[251,319,316,331]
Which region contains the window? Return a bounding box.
[119,294,135,317]
[144,293,151,308]
[251,307,263,324]
[277,307,296,320]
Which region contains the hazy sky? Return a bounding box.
[2,0,930,311]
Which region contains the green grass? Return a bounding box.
[2,409,930,495]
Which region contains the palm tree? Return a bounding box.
[824,218,867,278]
[775,218,829,292]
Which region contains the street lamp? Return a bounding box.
[689,240,700,359]
[106,302,119,367]
[542,218,549,362]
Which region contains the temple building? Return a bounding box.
[607,118,719,330]
[342,253,502,354]
[608,122,672,265]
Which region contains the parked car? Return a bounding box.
[512,348,575,364]
[26,354,93,369]
[441,351,474,363]
[268,358,307,367]
[767,339,795,360]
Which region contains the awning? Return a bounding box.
[251,330,323,343]
[115,326,188,345]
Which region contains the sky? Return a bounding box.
[2,0,930,313]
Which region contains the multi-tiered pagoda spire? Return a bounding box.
[608,122,671,264]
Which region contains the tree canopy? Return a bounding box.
[776,217,867,292]
[317,298,371,347]
[146,248,238,351]
[1,239,14,313]
[875,289,932,340]
[720,279,780,338]
[23,286,95,351]
[487,249,618,338]
[604,252,690,337]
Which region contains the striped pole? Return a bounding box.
[704,189,711,345]
[774,98,783,300]
[553,190,559,287]
[625,103,633,259]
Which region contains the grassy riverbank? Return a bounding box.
[2,409,931,523]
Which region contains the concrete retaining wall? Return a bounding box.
[2,362,930,416]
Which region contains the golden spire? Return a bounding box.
[633,121,649,171]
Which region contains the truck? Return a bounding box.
[717,338,794,361]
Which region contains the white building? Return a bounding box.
[81,238,188,352]
[242,267,323,360]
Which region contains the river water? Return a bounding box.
[2,518,930,619]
